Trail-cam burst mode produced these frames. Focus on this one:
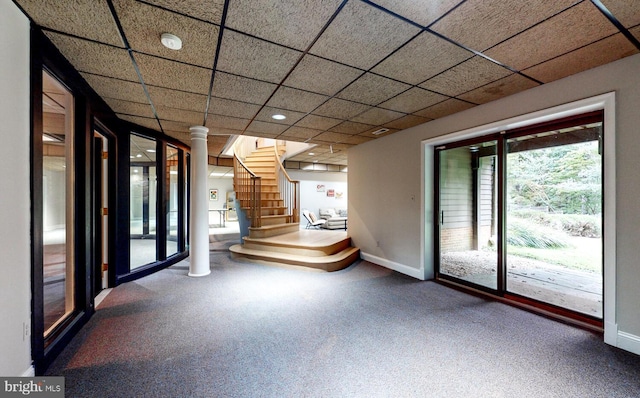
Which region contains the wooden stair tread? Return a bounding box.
[230,245,359,263]
[243,230,351,249]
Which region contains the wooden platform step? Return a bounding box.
[229,230,360,272]
[248,222,300,238]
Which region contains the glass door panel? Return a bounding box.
[130,135,157,269]
[42,70,75,336]
[506,122,603,317]
[438,140,498,290]
[167,146,178,256]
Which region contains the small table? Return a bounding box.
[209,209,228,228]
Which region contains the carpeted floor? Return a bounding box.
[46,240,640,397]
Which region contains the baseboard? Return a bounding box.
[94,288,113,309]
[616,330,640,356]
[360,252,425,280]
[21,365,35,377]
[604,320,618,346]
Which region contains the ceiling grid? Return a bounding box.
[14,0,640,164]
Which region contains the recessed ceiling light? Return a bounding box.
[309,152,315,156]
[271,114,286,120]
[146,149,156,153]
[136,153,142,158]
[161,33,182,50]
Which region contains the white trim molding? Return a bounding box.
[361,252,425,280]
[616,331,640,356]
[422,92,617,349]
[21,366,35,377]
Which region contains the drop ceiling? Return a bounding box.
[14,0,640,166]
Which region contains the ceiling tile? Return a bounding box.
[207,97,261,119]
[164,130,191,144]
[147,85,207,112]
[267,86,330,113]
[351,107,406,125]
[255,107,307,125]
[104,98,155,118]
[340,135,375,145]
[157,106,203,124]
[312,131,352,143]
[430,0,577,51]
[294,115,342,130]
[313,98,371,120]
[245,121,289,135]
[208,126,244,136]
[112,0,219,68]
[414,98,476,119]
[161,120,192,134]
[371,0,463,27]
[206,115,251,131]
[118,114,160,131]
[457,74,540,105]
[485,2,619,71]
[372,31,473,85]
[225,0,343,50]
[242,131,280,139]
[378,87,448,114]
[211,72,278,104]
[329,121,376,135]
[135,53,212,94]
[279,126,323,141]
[419,56,512,97]
[336,73,411,106]
[383,115,431,130]
[81,73,149,104]
[523,33,639,83]
[360,127,400,138]
[631,25,640,41]
[141,0,225,24]
[45,32,138,81]
[216,30,302,84]
[600,0,640,28]
[309,0,421,69]
[283,54,363,96]
[15,0,123,46]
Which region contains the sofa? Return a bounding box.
[318,208,348,230]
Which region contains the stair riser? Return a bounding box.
[260,215,292,226]
[242,239,351,257]
[248,223,300,238]
[230,247,360,272]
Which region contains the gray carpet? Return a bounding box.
[46,240,640,397]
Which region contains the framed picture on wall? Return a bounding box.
[210,189,218,201]
[317,184,325,192]
[327,189,335,197]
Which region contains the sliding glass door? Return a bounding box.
[505,120,603,317]
[437,140,498,291]
[436,112,603,320]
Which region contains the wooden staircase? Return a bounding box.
[229,143,359,271]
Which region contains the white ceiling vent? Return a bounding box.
[371,128,389,136]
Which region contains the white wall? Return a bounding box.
[0,1,32,376]
[349,53,640,347]
[288,170,348,217]
[207,173,234,211]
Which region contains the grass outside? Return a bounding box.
[507,236,602,272]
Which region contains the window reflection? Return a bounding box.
[42,70,75,336]
[130,135,157,269]
[167,146,179,256]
